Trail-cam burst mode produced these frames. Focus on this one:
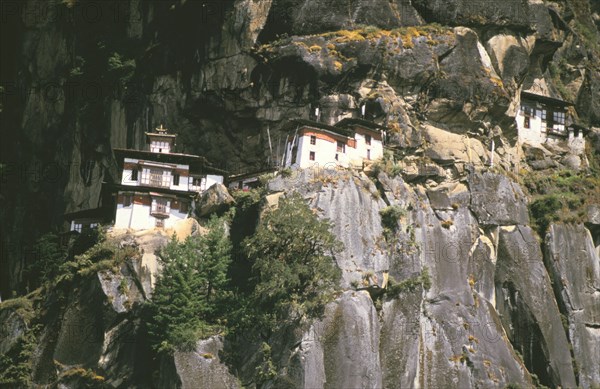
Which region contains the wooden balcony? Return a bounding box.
[151,204,169,217]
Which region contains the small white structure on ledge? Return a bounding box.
[282,118,385,169]
[112,125,226,230]
[516,91,588,153]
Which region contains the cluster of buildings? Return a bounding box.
[66,90,589,233]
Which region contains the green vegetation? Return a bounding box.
[371,149,403,178]
[0,324,38,387]
[523,169,599,235]
[386,267,431,297]
[254,342,277,386]
[380,205,406,235]
[147,215,232,354]
[244,193,342,335]
[24,233,67,290]
[107,52,136,82]
[0,228,135,386]
[231,187,265,213]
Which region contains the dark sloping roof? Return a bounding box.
[286,119,353,137]
[113,149,228,175]
[521,91,574,107]
[107,183,198,197]
[335,118,385,131]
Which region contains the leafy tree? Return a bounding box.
[244,193,342,336]
[147,216,232,353]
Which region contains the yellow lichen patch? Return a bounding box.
[326,43,336,50]
[490,76,504,88]
[309,45,322,53]
[468,274,476,288]
[334,61,343,71]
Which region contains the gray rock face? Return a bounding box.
[468,172,529,226]
[588,204,600,225]
[261,0,423,37]
[285,291,382,389]
[412,0,539,29]
[173,337,240,389]
[545,224,600,388]
[495,225,577,388]
[0,309,27,355]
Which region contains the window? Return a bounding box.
[152,198,168,214]
[131,169,138,181]
[142,168,170,188]
[155,218,164,228]
[310,135,316,145]
[73,223,82,233]
[553,111,565,125]
[522,106,532,129]
[90,223,98,229]
[309,151,315,161]
[173,174,180,186]
[337,141,345,153]
[365,134,371,145]
[367,149,371,160]
[123,194,132,207]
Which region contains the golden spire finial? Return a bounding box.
[156,124,167,133]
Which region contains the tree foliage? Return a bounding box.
[244,193,342,335]
[147,216,232,353]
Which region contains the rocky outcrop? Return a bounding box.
[545,224,600,388]
[195,183,235,218]
[172,337,240,389]
[495,225,576,388]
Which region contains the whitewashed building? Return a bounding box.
[111,125,225,230]
[283,118,385,169]
[517,91,587,153]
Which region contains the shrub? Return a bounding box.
[441,219,453,229]
[280,167,293,178]
[380,205,406,233]
[386,267,431,297]
[529,195,561,235]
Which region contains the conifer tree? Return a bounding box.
[147,216,232,353]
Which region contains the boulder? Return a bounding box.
[422,125,487,165]
[196,184,235,218]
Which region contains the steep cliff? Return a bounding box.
[1,0,600,387]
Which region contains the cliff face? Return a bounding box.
[1,0,600,387]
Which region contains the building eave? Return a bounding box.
[521,91,574,107]
[113,148,228,175]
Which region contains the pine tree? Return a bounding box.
[147,216,232,353]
